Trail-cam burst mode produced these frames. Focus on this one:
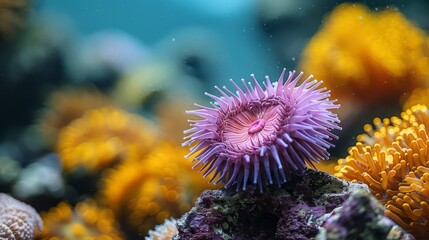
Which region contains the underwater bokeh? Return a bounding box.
[1,0,429,239]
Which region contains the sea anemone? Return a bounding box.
[99,142,215,234]
[39,87,114,145]
[385,165,429,238]
[299,3,429,106]
[335,105,429,237]
[146,218,178,240]
[0,193,42,240]
[39,200,124,240]
[183,68,340,191]
[56,107,157,173]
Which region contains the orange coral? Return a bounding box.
[38,200,124,240]
[99,142,215,234]
[335,105,429,238]
[300,3,429,105]
[56,107,157,173]
[357,105,429,146]
[39,87,114,145]
[385,166,429,238]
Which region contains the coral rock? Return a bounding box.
[317,190,415,240]
[0,193,42,240]
[176,170,366,240]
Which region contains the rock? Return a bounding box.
[176,169,368,240]
[316,190,415,240]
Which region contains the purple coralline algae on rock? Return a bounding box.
[176,169,366,240]
[317,190,415,240]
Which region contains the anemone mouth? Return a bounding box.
[220,97,292,157]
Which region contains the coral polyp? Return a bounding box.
[183,68,340,190]
[385,165,429,238]
[335,105,429,238]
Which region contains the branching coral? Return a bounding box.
[183,68,340,191]
[56,107,158,173]
[335,105,429,238]
[99,142,215,234]
[39,88,114,145]
[0,193,42,240]
[300,3,429,105]
[38,200,123,240]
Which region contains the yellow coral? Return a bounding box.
[39,87,114,145]
[56,107,157,173]
[335,105,429,237]
[357,105,429,146]
[99,142,215,234]
[39,200,124,240]
[300,3,429,105]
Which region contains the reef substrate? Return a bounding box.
[176,169,414,240]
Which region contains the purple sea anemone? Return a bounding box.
[183,68,340,191]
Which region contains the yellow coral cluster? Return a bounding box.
[38,200,124,240]
[99,142,215,234]
[335,105,429,237]
[300,3,429,105]
[39,88,114,145]
[56,107,157,173]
